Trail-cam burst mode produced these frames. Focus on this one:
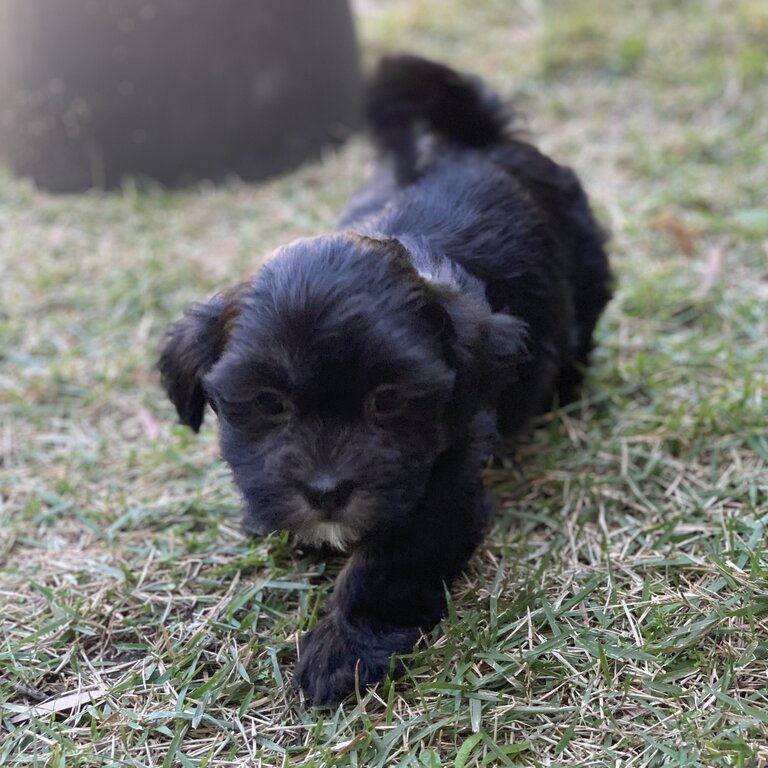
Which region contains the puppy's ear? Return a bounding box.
[159,285,246,432]
[426,284,528,407]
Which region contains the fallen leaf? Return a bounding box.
[700,245,725,294]
[136,406,160,441]
[9,686,108,725]
[649,213,697,257]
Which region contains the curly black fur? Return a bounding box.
[159,54,612,705]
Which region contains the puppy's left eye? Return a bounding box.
[367,385,407,421]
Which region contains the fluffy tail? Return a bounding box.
[365,54,513,180]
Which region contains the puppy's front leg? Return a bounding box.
[294,493,484,705]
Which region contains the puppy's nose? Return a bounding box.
[301,474,354,514]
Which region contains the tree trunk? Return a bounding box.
[0,0,362,192]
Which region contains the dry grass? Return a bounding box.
[2,0,767,765]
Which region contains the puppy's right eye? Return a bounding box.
[254,388,289,417]
[216,387,292,423]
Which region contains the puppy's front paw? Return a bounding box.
[294,615,417,706]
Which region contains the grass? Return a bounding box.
[1,0,767,765]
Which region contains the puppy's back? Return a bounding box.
[345,54,613,426]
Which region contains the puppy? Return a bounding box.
[159,55,612,705]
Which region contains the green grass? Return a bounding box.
[2,0,767,765]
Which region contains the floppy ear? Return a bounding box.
[426,283,528,409]
[158,285,245,432]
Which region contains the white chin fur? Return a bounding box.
[295,521,359,552]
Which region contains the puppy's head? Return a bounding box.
[159,233,526,548]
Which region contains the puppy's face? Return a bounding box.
[160,234,525,548]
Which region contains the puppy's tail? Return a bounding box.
[365,54,513,180]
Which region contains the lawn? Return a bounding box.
[2,0,767,766]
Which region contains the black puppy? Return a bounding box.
[159,55,612,705]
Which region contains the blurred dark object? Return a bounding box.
[0,0,361,192]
